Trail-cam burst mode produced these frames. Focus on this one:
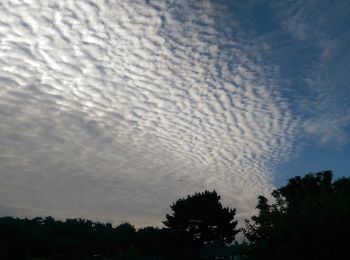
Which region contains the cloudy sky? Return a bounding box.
[0,0,349,227]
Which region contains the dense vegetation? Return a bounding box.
[244,170,350,260]
[0,170,349,259]
[163,190,239,259]
[0,217,172,259]
[0,190,237,259]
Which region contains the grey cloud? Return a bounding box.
[0,0,297,227]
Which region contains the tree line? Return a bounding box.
[0,170,349,259]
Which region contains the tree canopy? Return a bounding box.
[163,190,239,256]
[244,170,350,260]
[1,170,349,259]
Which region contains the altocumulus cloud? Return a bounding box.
[271,0,350,147]
[0,0,298,226]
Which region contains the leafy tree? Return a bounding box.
[114,222,137,255]
[244,171,350,260]
[136,227,163,257]
[163,190,239,257]
[0,217,139,259]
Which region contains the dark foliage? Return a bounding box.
[1,171,349,259]
[163,190,239,258]
[0,191,238,259]
[0,216,172,259]
[244,170,350,260]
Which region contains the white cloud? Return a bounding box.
[271,0,350,147]
[0,0,298,226]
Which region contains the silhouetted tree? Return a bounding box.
[0,217,139,259]
[244,171,350,260]
[163,190,239,258]
[3,171,348,259]
[136,227,162,256]
[114,222,136,255]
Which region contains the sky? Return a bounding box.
[0,0,349,228]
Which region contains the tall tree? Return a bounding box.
[244,171,350,260]
[163,190,239,257]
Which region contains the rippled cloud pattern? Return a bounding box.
[2,0,347,226]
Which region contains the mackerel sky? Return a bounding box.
[0,0,349,227]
